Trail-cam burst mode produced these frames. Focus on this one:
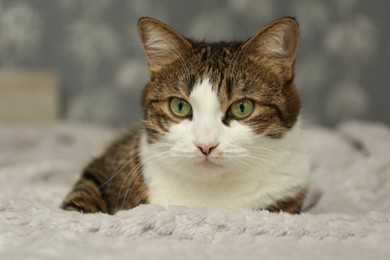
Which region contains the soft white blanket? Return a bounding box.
[1,122,389,259]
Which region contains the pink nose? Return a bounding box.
[195,142,219,155]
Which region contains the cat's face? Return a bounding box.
[138,17,300,178]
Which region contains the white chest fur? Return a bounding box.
[140,122,309,210]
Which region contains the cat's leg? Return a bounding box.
[61,130,148,214]
[265,188,307,214]
[61,170,109,213]
[61,159,148,214]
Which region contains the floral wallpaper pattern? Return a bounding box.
[0,0,388,126]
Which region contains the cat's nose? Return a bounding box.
[195,142,219,156]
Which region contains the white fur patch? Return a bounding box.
[189,79,222,148]
[140,77,309,209]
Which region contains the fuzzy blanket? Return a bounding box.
[1,122,390,259]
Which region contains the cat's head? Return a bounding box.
[138,17,301,178]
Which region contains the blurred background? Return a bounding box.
[0,0,389,127]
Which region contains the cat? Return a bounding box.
[62,16,310,214]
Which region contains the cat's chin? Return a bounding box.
[195,158,224,169]
[180,157,231,181]
[169,156,228,181]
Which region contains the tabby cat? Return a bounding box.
[62,17,309,214]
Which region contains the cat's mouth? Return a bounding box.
[196,157,223,168]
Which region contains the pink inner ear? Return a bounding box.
[262,22,298,64]
[244,18,298,62]
[242,18,299,81]
[280,23,298,63]
[138,17,192,73]
[275,28,297,81]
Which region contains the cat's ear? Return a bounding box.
[242,17,299,82]
[138,17,192,73]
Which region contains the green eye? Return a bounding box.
[229,99,254,119]
[169,97,192,118]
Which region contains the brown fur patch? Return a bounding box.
[61,128,149,214]
[266,188,307,214]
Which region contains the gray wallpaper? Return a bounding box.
[0,0,389,126]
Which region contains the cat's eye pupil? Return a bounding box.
[239,102,245,113]
[170,97,192,118]
[178,101,183,111]
[229,99,254,119]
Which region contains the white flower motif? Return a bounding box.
[69,86,141,124]
[115,60,149,90]
[66,19,121,88]
[127,1,168,22]
[324,15,378,60]
[59,0,78,9]
[0,3,41,65]
[60,0,111,16]
[228,0,276,22]
[296,54,330,91]
[291,1,331,34]
[189,11,236,41]
[325,82,369,122]
[332,0,360,15]
[69,87,118,122]
[67,20,121,63]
